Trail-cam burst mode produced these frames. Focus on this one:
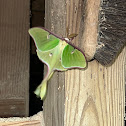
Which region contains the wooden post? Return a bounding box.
[44,0,125,126]
[43,0,66,126]
[64,51,125,126]
[0,0,30,117]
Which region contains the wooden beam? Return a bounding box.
[43,0,66,126]
[44,0,125,126]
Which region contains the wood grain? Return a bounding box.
[44,0,125,126]
[95,0,126,66]
[65,48,125,126]
[0,111,45,126]
[44,0,66,126]
[0,99,26,117]
[0,120,41,126]
[66,0,100,61]
[0,0,30,117]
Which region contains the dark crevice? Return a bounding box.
[29,0,45,116]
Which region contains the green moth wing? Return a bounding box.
[36,40,67,71]
[34,40,68,100]
[29,27,87,100]
[61,45,87,68]
[29,27,60,51]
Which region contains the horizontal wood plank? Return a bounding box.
[0,111,45,126]
[0,120,41,126]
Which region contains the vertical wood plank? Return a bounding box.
[0,0,30,117]
[65,0,125,125]
[44,0,66,126]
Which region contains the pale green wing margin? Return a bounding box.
[28,28,60,51]
[61,45,87,68]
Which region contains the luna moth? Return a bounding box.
[29,27,87,100]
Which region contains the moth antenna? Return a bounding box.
[68,33,78,40]
[66,26,69,38]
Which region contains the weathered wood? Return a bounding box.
[66,0,100,61]
[0,111,45,126]
[95,0,126,66]
[44,0,125,126]
[65,48,125,126]
[80,0,100,60]
[0,0,30,117]
[0,120,41,126]
[0,99,26,117]
[43,0,66,126]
